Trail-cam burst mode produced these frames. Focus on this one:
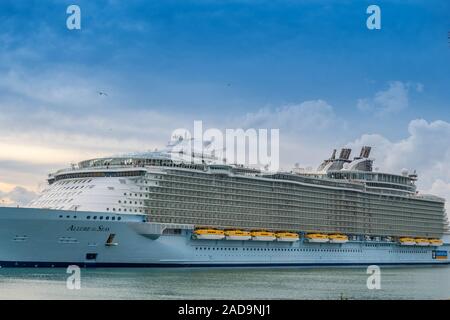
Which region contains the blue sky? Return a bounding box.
[0,0,450,204]
[2,0,449,116]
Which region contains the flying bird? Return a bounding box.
[97,91,108,96]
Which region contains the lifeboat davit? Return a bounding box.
[328,234,349,244]
[224,230,251,241]
[399,237,415,246]
[429,239,443,246]
[193,229,225,240]
[414,238,430,246]
[276,232,299,242]
[251,231,276,241]
[306,233,329,243]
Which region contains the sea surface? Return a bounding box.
[0,266,449,300]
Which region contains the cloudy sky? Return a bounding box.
[0,0,449,208]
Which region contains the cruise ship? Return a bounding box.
[0,138,448,267]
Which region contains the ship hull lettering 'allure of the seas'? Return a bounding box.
[0,139,449,267]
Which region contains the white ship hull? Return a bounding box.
[0,207,448,268]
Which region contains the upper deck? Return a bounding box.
[46,143,443,202]
[30,142,448,237]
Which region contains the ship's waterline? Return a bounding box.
[0,138,448,267]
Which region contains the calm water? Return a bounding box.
[0,266,449,300]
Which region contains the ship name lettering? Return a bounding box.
[66,225,110,232]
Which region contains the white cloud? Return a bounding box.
[347,119,450,213]
[1,68,448,223]
[229,100,348,169]
[241,100,340,132]
[415,82,424,93]
[0,105,189,189]
[0,186,37,206]
[0,69,196,159]
[0,69,101,108]
[426,180,450,225]
[357,81,422,116]
[0,69,199,191]
[428,180,450,201]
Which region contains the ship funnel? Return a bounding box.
[339,148,352,160]
[360,146,371,158]
[330,149,336,160]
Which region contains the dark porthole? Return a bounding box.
[106,216,109,220]
[93,216,97,220]
[118,217,122,221]
[112,217,116,220]
[87,216,90,219]
[99,216,103,220]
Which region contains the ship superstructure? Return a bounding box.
[0,137,448,267]
[29,140,448,239]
